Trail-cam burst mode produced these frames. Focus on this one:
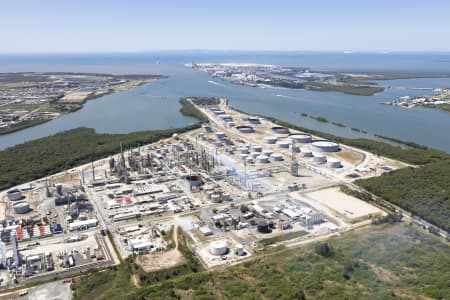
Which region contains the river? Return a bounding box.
[0,52,449,152]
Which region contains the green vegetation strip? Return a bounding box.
[0,99,204,191]
[259,230,308,246]
[72,224,450,299]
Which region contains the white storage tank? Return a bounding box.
[206,190,214,199]
[252,145,262,152]
[7,189,22,201]
[214,110,225,115]
[271,153,284,161]
[210,240,228,255]
[215,132,226,140]
[250,152,260,158]
[289,134,312,144]
[239,147,249,154]
[276,140,290,149]
[219,114,233,121]
[312,152,327,163]
[246,157,255,164]
[256,155,270,163]
[211,194,221,203]
[13,201,30,214]
[240,154,249,161]
[262,149,273,156]
[292,146,301,153]
[235,244,245,256]
[221,193,231,201]
[227,121,236,127]
[263,136,278,144]
[311,140,340,152]
[327,158,342,168]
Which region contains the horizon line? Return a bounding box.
[1,49,450,55]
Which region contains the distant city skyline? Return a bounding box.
[1,0,450,53]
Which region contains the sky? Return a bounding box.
[1,0,449,53]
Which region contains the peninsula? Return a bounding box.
[0,72,164,134]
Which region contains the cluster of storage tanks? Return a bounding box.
[6,189,32,214]
[205,188,231,203]
[209,240,245,256]
[262,130,342,168]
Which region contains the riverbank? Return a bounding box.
[0,73,165,135]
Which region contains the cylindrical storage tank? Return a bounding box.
[247,117,261,124]
[235,244,244,256]
[7,189,22,201]
[276,140,290,149]
[312,152,327,163]
[250,152,260,158]
[239,147,249,154]
[206,190,214,199]
[289,134,312,144]
[301,151,313,157]
[214,110,225,115]
[263,136,278,144]
[271,153,284,161]
[210,240,228,255]
[327,158,342,168]
[292,146,301,153]
[215,132,226,140]
[262,149,273,156]
[256,155,269,163]
[211,194,221,203]
[209,107,220,112]
[197,133,205,139]
[202,123,213,132]
[219,114,232,120]
[236,126,254,133]
[256,219,270,233]
[246,157,254,164]
[227,121,235,127]
[311,140,340,152]
[172,143,181,152]
[271,126,290,134]
[187,175,204,187]
[13,201,30,214]
[240,154,249,161]
[221,193,231,201]
[252,145,262,152]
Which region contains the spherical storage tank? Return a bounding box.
[263,136,278,144]
[327,158,342,168]
[7,189,22,201]
[311,140,340,152]
[14,201,30,214]
[312,152,327,163]
[256,219,270,233]
[210,240,228,255]
[271,126,290,134]
[236,125,254,133]
[289,134,312,144]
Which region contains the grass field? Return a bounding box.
[72,223,450,299]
